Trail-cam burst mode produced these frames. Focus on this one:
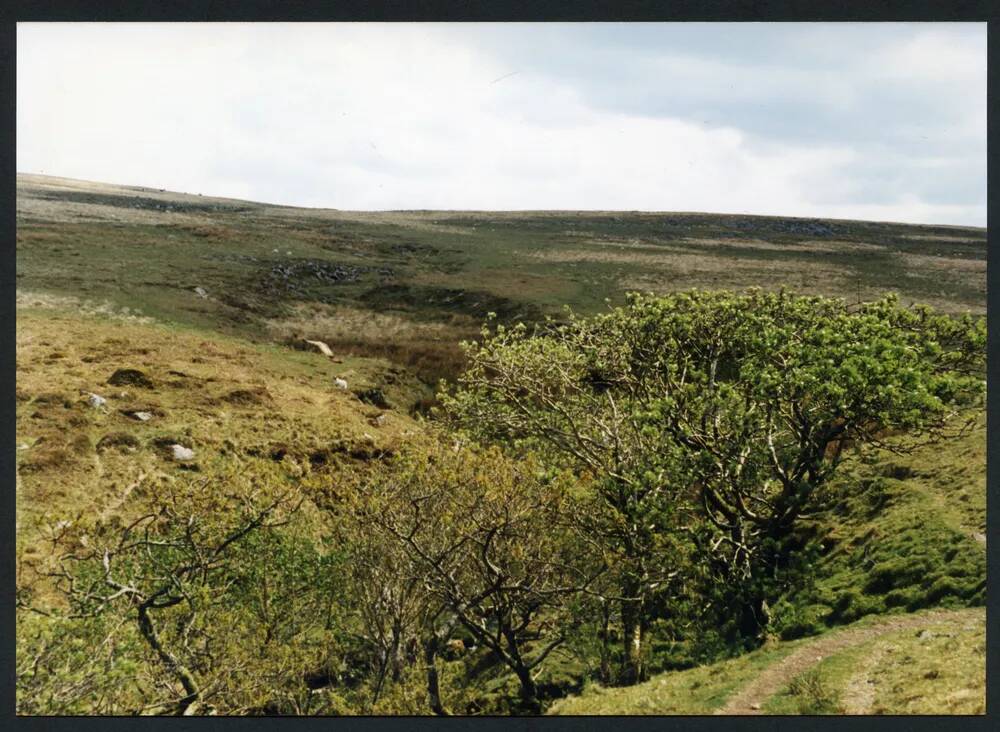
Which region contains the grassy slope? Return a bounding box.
[775,420,987,634]
[549,422,986,715]
[15,303,427,602]
[17,174,986,331]
[551,608,985,715]
[15,174,987,715]
[762,610,986,715]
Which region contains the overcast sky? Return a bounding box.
[17,22,987,226]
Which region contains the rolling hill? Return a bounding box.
[14,174,986,716]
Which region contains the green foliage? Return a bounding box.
[444,289,985,649]
[15,259,986,714]
[18,460,359,715]
[342,439,595,713]
[16,611,146,715]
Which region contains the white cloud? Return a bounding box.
[17,22,986,226]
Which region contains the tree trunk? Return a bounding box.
[738,596,771,642]
[498,622,542,714]
[513,665,541,714]
[136,603,200,715]
[619,594,645,685]
[598,599,613,683]
[389,620,405,682]
[422,638,448,716]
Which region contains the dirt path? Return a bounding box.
[716,608,981,715]
[841,640,887,714]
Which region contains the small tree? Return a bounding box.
[348,441,596,713]
[338,511,454,714]
[442,290,985,647]
[440,313,695,683]
[42,466,303,715]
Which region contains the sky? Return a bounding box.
[17,22,987,226]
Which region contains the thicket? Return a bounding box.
[16,290,985,715]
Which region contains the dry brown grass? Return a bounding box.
[527,247,682,266]
[265,303,473,385]
[900,234,983,243]
[15,305,421,563]
[619,255,849,285]
[897,252,986,275]
[682,237,886,254]
[266,303,458,344]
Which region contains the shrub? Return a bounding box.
[786,669,843,714]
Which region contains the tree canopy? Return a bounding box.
[442,290,985,643]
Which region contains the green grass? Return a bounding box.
[17,176,986,345]
[15,174,987,715]
[769,421,986,640]
[550,608,985,716]
[548,638,800,715]
[763,611,986,715]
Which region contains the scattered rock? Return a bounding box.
[169,444,196,461]
[108,368,154,389]
[17,443,29,450]
[750,703,761,711]
[334,377,349,390]
[130,411,153,422]
[303,339,334,357]
[917,629,935,640]
[259,260,391,297]
[87,393,107,408]
[368,413,388,428]
[193,286,209,298]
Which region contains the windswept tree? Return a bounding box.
[442,290,985,650]
[37,465,305,715]
[439,313,697,683]
[346,441,597,713]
